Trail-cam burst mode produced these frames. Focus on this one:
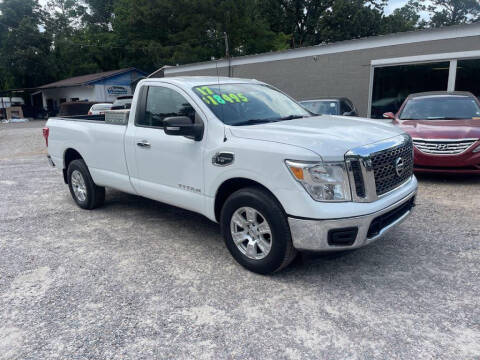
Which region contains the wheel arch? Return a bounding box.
[214,177,285,222]
[63,148,84,184]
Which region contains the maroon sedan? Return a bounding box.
[384,92,480,174]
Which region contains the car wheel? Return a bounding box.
[67,159,105,210]
[220,187,297,274]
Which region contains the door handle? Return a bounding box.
[136,140,151,148]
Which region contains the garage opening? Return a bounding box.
[370,61,449,119]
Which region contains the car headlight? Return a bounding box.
[285,160,351,202]
[473,143,480,153]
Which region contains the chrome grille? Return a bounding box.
[371,138,414,196]
[413,138,478,155]
[346,134,413,202]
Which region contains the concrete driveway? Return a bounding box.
[1,121,479,359]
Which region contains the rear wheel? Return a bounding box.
[67,159,105,210]
[220,187,297,274]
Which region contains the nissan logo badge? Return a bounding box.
[395,157,405,177]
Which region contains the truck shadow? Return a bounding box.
[100,188,221,237]
[415,172,480,184]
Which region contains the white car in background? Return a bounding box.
[88,103,112,115]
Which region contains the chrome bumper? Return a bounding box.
[288,191,416,251]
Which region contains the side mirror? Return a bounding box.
[383,112,395,120]
[164,116,204,141]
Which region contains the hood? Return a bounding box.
[228,115,404,161]
[396,119,480,140]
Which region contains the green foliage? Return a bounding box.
[0,0,478,91]
[111,0,289,70]
[0,0,53,89]
[317,0,385,43]
[415,0,480,27]
[82,0,115,28]
[382,1,422,33]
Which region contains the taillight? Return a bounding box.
[42,127,49,147]
[88,111,93,115]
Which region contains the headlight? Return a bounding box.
[473,143,480,153]
[285,160,351,202]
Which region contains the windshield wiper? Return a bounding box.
[401,117,473,120]
[232,114,309,126]
[426,117,470,120]
[278,114,309,121]
[231,119,278,126]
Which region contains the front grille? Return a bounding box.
[413,138,478,155]
[371,138,414,196]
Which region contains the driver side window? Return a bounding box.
[138,86,196,128]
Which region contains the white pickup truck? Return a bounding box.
[44,76,417,274]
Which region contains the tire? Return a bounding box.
[220,187,297,274]
[67,159,105,210]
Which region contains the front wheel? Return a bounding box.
[220,187,297,274]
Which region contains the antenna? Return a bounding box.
[224,32,231,77]
[224,32,230,59]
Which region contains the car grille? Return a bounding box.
[412,138,478,155]
[370,138,414,196]
[346,134,414,202]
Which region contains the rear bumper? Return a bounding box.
[288,190,416,251]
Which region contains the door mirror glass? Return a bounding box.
[164,116,203,141]
[383,112,395,119]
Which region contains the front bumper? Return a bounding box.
[413,146,480,174]
[288,190,416,251]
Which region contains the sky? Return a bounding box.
[385,0,431,19]
[385,0,410,14]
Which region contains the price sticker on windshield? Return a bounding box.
[195,86,248,106]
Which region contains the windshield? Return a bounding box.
[300,100,339,115]
[192,83,311,125]
[399,96,480,120]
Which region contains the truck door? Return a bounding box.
[128,84,206,214]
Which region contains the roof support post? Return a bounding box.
[367,65,375,118]
[447,59,457,92]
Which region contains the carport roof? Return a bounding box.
[38,67,142,89]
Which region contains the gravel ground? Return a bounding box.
[1,120,479,359]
